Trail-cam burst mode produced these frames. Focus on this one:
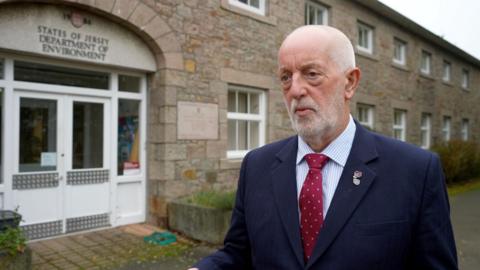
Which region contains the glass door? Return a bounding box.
[63,96,111,234]
[13,92,64,239]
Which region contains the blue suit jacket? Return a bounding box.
[196,123,457,270]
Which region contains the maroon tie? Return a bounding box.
[299,153,329,261]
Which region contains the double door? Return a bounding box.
[12,91,111,239]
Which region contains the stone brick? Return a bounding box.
[149,160,175,180]
[77,0,94,6]
[163,52,184,71]
[206,141,227,159]
[187,143,206,159]
[184,59,196,73]
[128,2,156,28]
[155,32,182,53]
[142,16,171,39]
[156,143,187,161]
[158,105,176,124]
[94,0,114,13]
[111,0,138,20]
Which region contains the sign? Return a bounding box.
[177,102,218,140]
[41,152,57,167]
[0,4,156,71]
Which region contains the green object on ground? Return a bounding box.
[144,231,177,246]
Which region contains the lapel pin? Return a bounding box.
[353,170,363,186]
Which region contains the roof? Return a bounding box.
[354,0,480,68]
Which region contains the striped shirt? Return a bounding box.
[296,115,356,219]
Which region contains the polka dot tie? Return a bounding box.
[299,153,329,262]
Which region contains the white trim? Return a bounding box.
[420,50,432,75]
[420,113,431,149]
[442,60,451,82]
[357,22,373,54]
[228,0,266,16]
[227,85,266,159]
[393,38,406,65]
[305,1,329,25]
[393,109,406,141]
[442,116,451,141]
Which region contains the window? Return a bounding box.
[461,119,469,141]
[356,103,374,129]
[305,1,328,25]
[14,61,109,89]
[420,50,432,75]
[357,22,373,54]
[462,69,470,89]
[118,100,141,175]
[393,38,406,65]
[420,113,431,149]
[227,85,266,158]
[393,109,406,141]
[442,60,451,82]
[229,0,266,15]
[442,116,451,141]
[119,75,141,93]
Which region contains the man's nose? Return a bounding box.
[289,73,307,99]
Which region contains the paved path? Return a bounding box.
[27,188,479,270]
[450,188,480,270]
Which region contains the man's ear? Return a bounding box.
[344,67,361,100]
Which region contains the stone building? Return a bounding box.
[0,0,477,240]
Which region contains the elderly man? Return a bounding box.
[190,25,457,270]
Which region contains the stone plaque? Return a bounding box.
[178,102,218,140]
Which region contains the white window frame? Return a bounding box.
[461,118,469,141]
[227,85,266,159]
[420,50,432,75]
[393,38,406,65]
[420,113,431,149]
[228,0,266,16]
[357,22,374,54]
[305,1,329,25]
[442,60,451,82]
[393,109,406,141]
[356,103,374,130]
[461,68,470,89]
[442,116,451,141]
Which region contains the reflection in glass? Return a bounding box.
[119,75,141,93]
[72,102,103,169]
[20,98,57,172]
[0,59,3,79]
[118,100,140,175]
[14,61,109,89]
[0,90,2,183]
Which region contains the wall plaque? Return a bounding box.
[177,102,218,140]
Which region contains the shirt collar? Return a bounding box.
[296,115,356,167]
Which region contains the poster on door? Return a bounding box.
[118,115,140,175]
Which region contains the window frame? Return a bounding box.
[442,116,451,141]
[393,38,407,65]
[356,103,374,130]
[420,50,432,75]
[357,22,374,54]
[227,85,266,159]
[305,1,329,25]
[393,109,407,141]
[461,118,469,141]
[420,113,431,149]
[461,68,470,89]
[442,60,451,82]
[228,0,266,16]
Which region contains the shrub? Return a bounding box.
[431,140,480,184]
[184,190,236,210]
[0,226,26,256]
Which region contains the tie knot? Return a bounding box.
[305,153,329,169]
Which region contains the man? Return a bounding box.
[190,25,457,270]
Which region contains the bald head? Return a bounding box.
[279,25,355,72]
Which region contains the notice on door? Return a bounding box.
[41,152,57,167]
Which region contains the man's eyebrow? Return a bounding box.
[299,62,323,69]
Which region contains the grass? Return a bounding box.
[447,177,480,196]
[185,190,236,210]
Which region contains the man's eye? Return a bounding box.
[305,71,319,79]
[280,74,291,83]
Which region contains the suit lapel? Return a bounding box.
[306,123,379,269]
[271,136,305,268]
